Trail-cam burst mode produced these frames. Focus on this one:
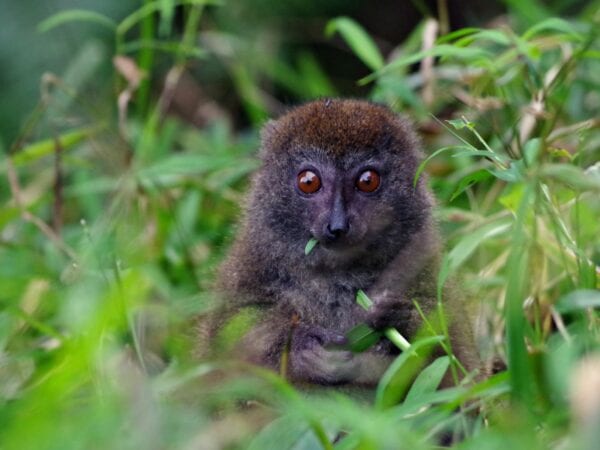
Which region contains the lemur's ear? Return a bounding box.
[258,119,280,160]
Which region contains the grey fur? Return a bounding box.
[200,99,479,386]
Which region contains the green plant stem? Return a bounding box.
[177,4,204,66]
[437,0,450,35]
[136,0,155,117]
[384,328,411,352]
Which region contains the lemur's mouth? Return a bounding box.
[320,236,364,253]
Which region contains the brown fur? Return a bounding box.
[261,99,417,158]
[199,99,480,388]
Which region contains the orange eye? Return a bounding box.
[297,170,321,194]
[356,170,380,193]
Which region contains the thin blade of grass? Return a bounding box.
[504,183,536,406]
[38,9,117,32]
[375,335,445,410]
[325,17,384,71]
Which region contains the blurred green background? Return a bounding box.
[0,0,513,146]
[1,1,599,449]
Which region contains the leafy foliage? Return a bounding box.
[1,1,599,449]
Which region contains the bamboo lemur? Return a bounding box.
[200,99,478,386]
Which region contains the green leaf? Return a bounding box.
[454,29,512,47]
[437,220,511,301]
[158,0,176,37]
[11,125,103,166]
[120,40,207,59]
[446,118,474,130]
[404,356,450,403]
[523,138,542,166]
[296,52,338,97]
[360,44,492,85]
[451,150,500,159]
[502,0,550,25]
[247,416,322,450]
[582,50,600,59]
[445,221,511,276]
[393,371,510,418]
[541,164,600,191]
[356,289,373,310]
[554,290,600,313]
[304,238,319,255]
[375,335,445,409]
[436,27,480,44]
[499,183,526,213]
[346,324,382,352]
[522,18,583,41]
[392,386,468,418]
[214,307,261,353]
[326,17,384,71]
[450,169,492,201]
[117,0,222,37]
[548,147,574,161]
[38,9,117,32]
[487,161,524,183]
[413,145,474,187]
[137,154,237,178]
[504,183,536,405]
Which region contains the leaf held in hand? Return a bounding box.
[346,323,382,352]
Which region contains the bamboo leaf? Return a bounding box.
[522,17,583,41]
[504,183,536,405]
[413,146,474,187]
[436,27,480,44]
[454,29,512,47]
[555,290,600,313]
[304,238,319,255]
[437,220,511,301]
[356,289,373,310]
[11,126,103,166]
[487,161,524,183]
[360,44,492,85]
[375,335,445,409]
[247,416,323,450]
[404,356,450,403]
[38,9,117,32]
[450,170,492,201]
[117,0,221,37]
[541,164,600,191]
[346,324,382,353]
[326,17,384,71]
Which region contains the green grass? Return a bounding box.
[1,1,599,449]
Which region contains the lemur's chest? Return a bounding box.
[282,272,375,332]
